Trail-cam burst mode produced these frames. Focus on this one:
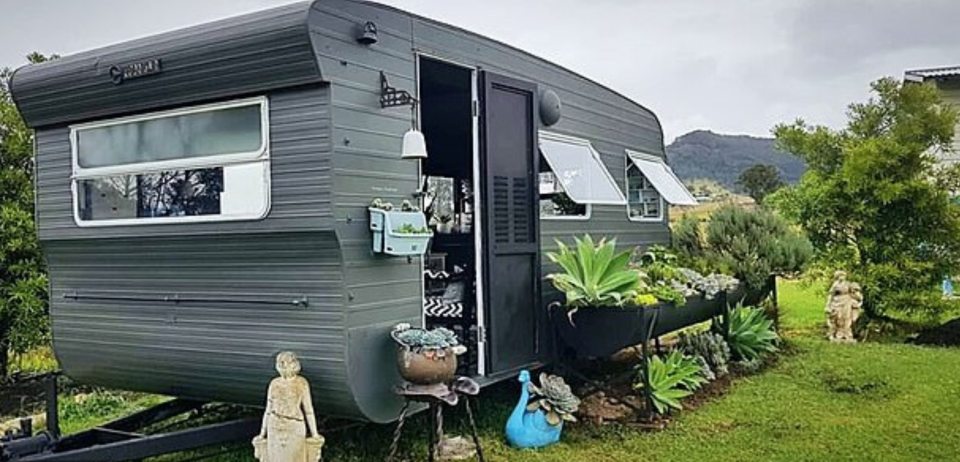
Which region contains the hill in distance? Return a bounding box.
[665,130,806,191]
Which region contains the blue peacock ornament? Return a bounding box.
[505,370,580,449]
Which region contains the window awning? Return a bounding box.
[539,132,626,205]
[626,150,698,206]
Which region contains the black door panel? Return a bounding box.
[480,71,541,375]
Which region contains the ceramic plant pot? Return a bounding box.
[396,347,458,385]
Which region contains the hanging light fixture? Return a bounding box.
[380,71,427,160]
[401,128,428,159]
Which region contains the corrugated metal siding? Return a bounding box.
[308,0,671,421]
[35,85,334,240]
[47,232,355,416]
[11,2,320,128]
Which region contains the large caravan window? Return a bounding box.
[538,132,624,219]
[70,97,270,226]
[625,150,698,222]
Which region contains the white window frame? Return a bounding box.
[539,168,592,221]
[538,131,626,205]
[625,151,666,223]
[69,96,271,227]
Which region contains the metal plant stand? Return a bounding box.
[387,377,485,462]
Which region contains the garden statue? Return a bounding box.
[253,352,325,462]
[505,370,580,449]
[825,271,863,343]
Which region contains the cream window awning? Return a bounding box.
[538,132,626,205]
[626,150,698,206]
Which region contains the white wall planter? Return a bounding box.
[369,208,433,256]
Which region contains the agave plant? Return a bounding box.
[527,373,581,426]
[725,305,779,361]
[546,235,641,308]
[634,350,706,415]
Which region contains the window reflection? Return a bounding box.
[79,168,223,221]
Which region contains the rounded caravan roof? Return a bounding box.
[11,0,663,147]
[11,0,666,423]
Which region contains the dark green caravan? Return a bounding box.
[10,0,696,423]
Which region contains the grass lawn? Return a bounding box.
[25,280,960,461]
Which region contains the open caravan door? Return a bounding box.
[478,71,544,378]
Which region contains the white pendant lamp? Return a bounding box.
[401,128,428,159]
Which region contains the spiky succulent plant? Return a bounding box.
[526,373,581,426]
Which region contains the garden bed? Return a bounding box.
[552,295,729,359]
[552,279,771,360]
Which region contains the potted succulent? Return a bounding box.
[390,323,466,385]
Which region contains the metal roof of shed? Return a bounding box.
[905,66,960,82]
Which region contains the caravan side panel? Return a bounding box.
[35,85,363,418]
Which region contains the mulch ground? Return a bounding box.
[572,352,775,429]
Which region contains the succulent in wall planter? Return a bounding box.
[391,323,466,385]
[370,198,394,211]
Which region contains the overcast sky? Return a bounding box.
[2,0,959,142]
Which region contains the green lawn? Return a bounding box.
[36,280,960,461]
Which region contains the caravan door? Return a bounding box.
[479,71,542,377]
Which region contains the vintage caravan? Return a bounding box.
[11,0,696,423]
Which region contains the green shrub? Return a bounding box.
[705,205,813,290]
[724,305,779,361]
[634,350,706,415]
[547,235,640,308]
[671,215,704,259]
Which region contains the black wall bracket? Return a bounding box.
[380,71,418,108]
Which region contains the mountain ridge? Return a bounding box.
[665,129,806,190]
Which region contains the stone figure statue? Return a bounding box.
[253,352,325,462]
[825,271,863,343]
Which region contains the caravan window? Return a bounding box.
[539,153,590,219]
[625,150,698,222]
[70,97,270,226]
[538,132,625,220]
[626,165,664,220]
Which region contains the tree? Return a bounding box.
[737,164,784,203]
[772,77,960,317]
[0,52,55,377]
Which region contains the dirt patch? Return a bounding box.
[573,355,770,427]
[682,372,735,411]
[911,317,960,347]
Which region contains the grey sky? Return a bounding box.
[2,0,959,142]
